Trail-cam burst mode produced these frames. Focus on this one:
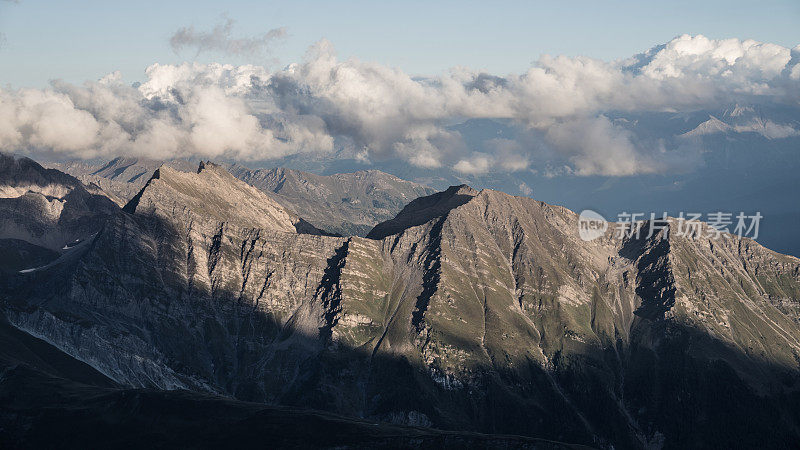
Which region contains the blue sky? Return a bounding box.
[1,0,799,88]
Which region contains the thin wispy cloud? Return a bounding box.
[170,17,286,57]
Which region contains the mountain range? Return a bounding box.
[44,102,800,258]
[1,153,800,448]
[209,105,800,258]
[49,157,435,237]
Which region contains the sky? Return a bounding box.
[1,0,799,88]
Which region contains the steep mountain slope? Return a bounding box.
[0,239,60,274]
[229,166,436,236]
[2,163,800,448]
[0,311,116,388]
[0,153,118,252]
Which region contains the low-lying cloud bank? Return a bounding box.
[1,34,799,176]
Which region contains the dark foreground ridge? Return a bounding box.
[0,312,584,449]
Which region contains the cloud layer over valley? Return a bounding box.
[1,34,799,176]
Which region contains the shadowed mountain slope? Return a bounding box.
[0,153,119,253]
[2,161,800,448]
[0,311,116,388]
[366,184,478,240]
[0,311,582,449]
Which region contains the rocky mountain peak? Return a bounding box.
[124,163,324,235]
[196,160,224,174]
[0,153,83,199]
[366,184,479,239]
[0,152,118,250]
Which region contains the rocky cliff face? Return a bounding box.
[2,160,800,448]
[0,153,118,254]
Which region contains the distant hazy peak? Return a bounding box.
[231,165,427,190]
[725,103,756,118]
[227,164,436,237]
[680,115,732,138]
[366,184,478,240]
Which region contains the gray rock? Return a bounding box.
[2,159,800,448]
[0,153,118,251]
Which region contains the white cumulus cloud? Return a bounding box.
[1,34,799,176]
